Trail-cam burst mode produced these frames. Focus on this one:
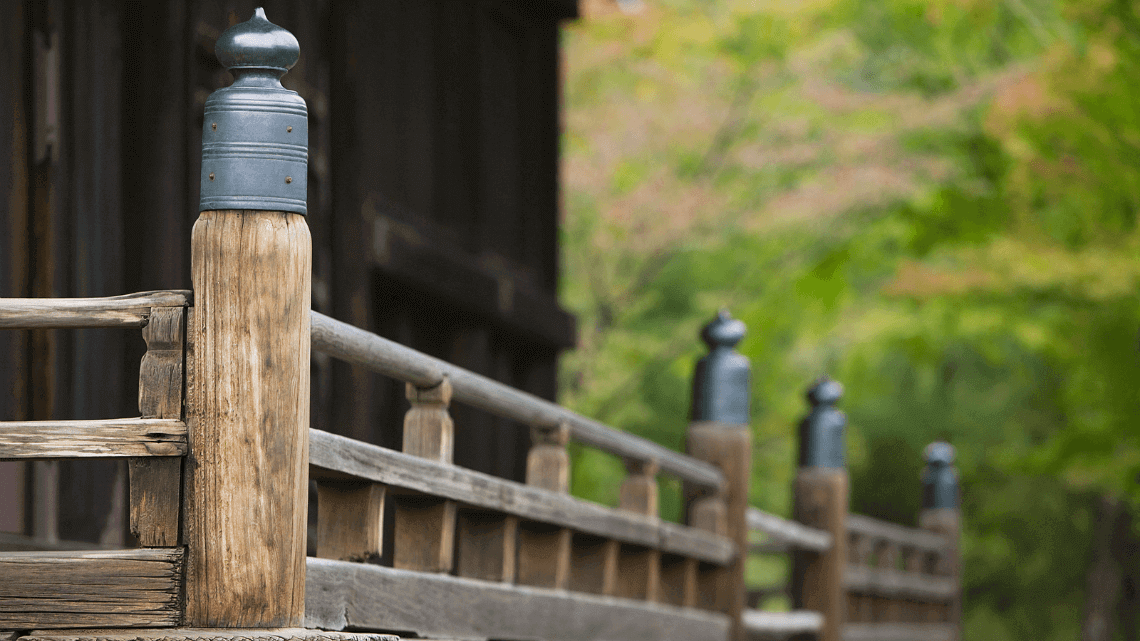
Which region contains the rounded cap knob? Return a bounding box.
[701,309,746,349]
[807,376,843,406]
[215,8,299,77]
[925,441,955,466]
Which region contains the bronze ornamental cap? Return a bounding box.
[199,8,308,215]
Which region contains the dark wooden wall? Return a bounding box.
[0,0,577,545]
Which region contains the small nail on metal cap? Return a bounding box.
[199,8,308,215]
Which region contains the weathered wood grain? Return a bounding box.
[19,629,397,641]
[311,311,725,491]
[310,428,734,564]
[687,421,751,639]
[746,507,832,553]
[184,210,311,627]
[518,423,572,589]
[455,511,517,582]
[131,306,185,547]
[846,514,947,555]
[394,380,456,573]
[741,609,823,638]
[841,622,956,641]
[0,290,191,329]
[0,419,186,460]
[305,557,732,641]
[843,565,956,602]
[792,467,848,641]
[316,481,385,563]
[0,548,183,629]
[617,460,661,601]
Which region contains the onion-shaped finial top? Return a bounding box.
[806,376,843,407]
[214,8,299,80]
[701,309,746,350]
[924,441,955,466]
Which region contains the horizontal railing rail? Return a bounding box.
[310,428,734,563]
[0,418,187,459]
[747,507,832,553]
[845,513,947,554]
[0,290,191,328]
[311,310,725,492]
[741,609,823,638]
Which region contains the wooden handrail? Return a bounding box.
[846,513,947,554]
[0,290,191,328]
[741,609,823,637]
[747,507,832,552]
[0,418,187,459]
[310,310,725,492]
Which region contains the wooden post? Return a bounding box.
[517,423,573,589]
[183,9,311,627]
[686,310,751,639]
[394,379,458,572]
[920,441,961,639]
[791,377,848,641]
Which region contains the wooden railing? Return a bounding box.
[0,291,191,629]
[305,311,736,641]
[0,10,962,641]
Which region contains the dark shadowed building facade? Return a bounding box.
[0,0,577,547]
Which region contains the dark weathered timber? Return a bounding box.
[305,558,731,641]
[845,514,947,554]
[841,623,956,641]
[747,507,832,552]
[311,311,724,491]
[0,548,183,628]
[19,629,397,641]
[0,419,186,460]
[741,609,823,638]
[310,428,734,564]
[843,565,957,601]
[0,291,191,329]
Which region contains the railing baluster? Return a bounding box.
[616,458,661,602]
[129,305,184,547]
[317,481,385,563]
[394,379,458,573]
[517,423,573,589]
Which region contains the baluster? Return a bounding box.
[686,310,751,638]
[874,540,900,622]
[791,377,848,641]
[614,459,661,602]
[517,422,572,589]
[393,379,458,572]
[848,532,872,623]
[130,306,184,547]
[902,545,924,622]
[183,9,311,626]
[920,441,961,636]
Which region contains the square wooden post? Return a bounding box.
[920,441,962,640]
[685,311,751,641]
[182,9,312,627]
[790,378,848,641]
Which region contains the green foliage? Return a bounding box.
[561,0,1140,638]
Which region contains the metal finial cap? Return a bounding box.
[924,441,955,466]
[701,309,746,350]
[199,8,308,215]
[807,376,843,406]
[798,376,846,468]
[215,8,300,76]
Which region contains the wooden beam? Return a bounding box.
[184,209,311,627]
[0,548,183,629]
[846,514,947,554]
[310,428,733,564]
[746,507,832,552]
[741,609,823,638]
[0,291,191,329]
[19,630,397,641]
[843,565,957,602]
[842,622,956,641]
[305,558,731,641]
[316,481,385,563]
[0,419,186,460]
